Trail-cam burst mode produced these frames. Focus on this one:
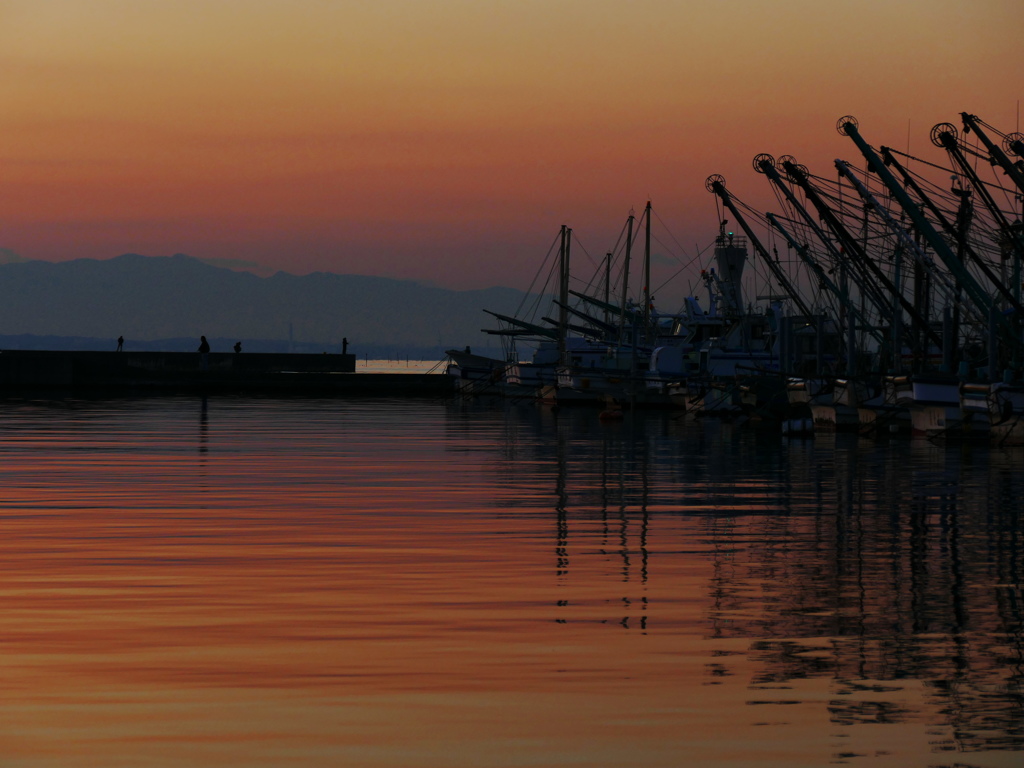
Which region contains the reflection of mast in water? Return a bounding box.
[550,411,651,630]
[553,425,570,622]
[620,509,650,631]
[199,396,209,455]
[587,416,651,630]
[942,467,969,755]
[619,419,649,630]
[554,426,568,579]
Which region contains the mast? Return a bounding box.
[1006,132,1024,311]
[643,201,652,342]
[892,239,904,373]
[558,225,570,365]
[618,212,635,343]
[603,252,612,327]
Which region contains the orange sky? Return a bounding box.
[1,0,1022,304]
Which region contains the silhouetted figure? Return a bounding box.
[342,337,348,355]
[116,336,124,352]
[198,335,210,370]
[234,341,242,354]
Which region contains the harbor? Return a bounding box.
[5,3,1021,767]
[446,113,1024,446]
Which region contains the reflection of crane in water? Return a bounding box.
[481,401,1023,754]
[702,433,1024,755]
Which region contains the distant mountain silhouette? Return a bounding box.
[0,248,26,264]
[0,253,535,358]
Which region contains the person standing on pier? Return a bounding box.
[116,335,124,352]
[198,335,210,370]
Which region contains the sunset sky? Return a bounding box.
[1,0,1021,305]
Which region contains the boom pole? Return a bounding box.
[961,113,1024,195]
[779,157,942,350]
[766,212,884,346]
[882,143,1024,316]
[756,154,895,325]
[705,174,815,319]
[837,116,1018,351]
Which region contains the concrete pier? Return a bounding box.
[0,350,452,396]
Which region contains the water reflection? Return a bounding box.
[457,399,1024,762]
[0,395,1018,767]
[199,395,208,454]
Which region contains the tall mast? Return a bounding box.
[603,253,612,328]
[643,201,652,342]
[558,225,570,365]
[618,212,635,343]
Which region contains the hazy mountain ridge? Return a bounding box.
[0,254,531,357]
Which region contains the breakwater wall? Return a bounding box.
[0,350,452,396]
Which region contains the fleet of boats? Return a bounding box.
[447,112,1024,445]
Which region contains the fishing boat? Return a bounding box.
[445,347,508,396]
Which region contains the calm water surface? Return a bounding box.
[0,396,1020,767]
